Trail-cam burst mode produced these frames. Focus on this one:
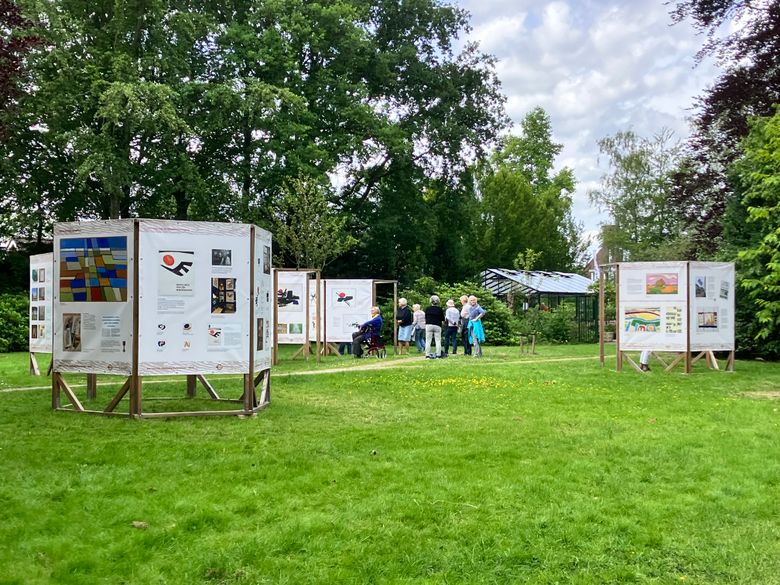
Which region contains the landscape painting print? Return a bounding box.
[646,273,678,295]
[60,237,128,302]
[624,308,661,332]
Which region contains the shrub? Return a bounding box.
[517,303,579,344]
[0,292,29,352]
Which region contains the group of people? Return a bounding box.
[350,294,487,359]
[395,295,486,359]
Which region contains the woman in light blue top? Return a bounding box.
[467,295,486,358]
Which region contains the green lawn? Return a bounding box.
[1,346,779,584]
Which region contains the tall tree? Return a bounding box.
[589,129,684,260]
[0,0,38,142]
[5,0,506,260]
[475,107,584,271]
[734,108,780,352]
[669,0,780,256]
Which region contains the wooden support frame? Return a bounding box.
[272,268,322,365]
[612,261,736,376]
[52,219,274,419]
[372,279,398,355]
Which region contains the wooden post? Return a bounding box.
[86,373,97,400]
[272,269,279,365]
[303,275,310,361]
[315,271,321,362]
[29,352,40,376]
[130,219,142,416]
[685,262,692,374]
[393,281,398,355]
[599,269,605,368]
[52,371,61,409]
[186,375,197,397]
[245,227,256,413]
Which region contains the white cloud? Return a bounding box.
[451,0,721,251]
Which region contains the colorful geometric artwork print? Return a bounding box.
[624,307,661,332]
[60,237,128,302]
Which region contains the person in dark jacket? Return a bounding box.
[395,297,413,354]
[424,295,445,358]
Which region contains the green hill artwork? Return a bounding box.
[646,273,678,295]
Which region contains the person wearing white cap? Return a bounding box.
[395,297,413,354]
[443,299,460,356]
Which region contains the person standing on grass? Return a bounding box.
[443,299,460,356]
[412,303,426,353]
[424,295,445,358]
[395,297,413,355]
[459,295,472,356]
[467,295,486,358]
[639,350,652,372]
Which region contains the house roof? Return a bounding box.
[482,268,595,297]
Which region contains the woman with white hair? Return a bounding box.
[424,295,445,359]
[395,297,413,354]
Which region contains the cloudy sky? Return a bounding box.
[451,0,721,249]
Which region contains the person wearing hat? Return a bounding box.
[424,295,445,358]
[443,299,460,356]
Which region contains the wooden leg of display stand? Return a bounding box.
[86,374,97,400]
[653,353,669,367]
[258,369,271,406]
[29,353,40,376]
[664,353,685,372]
[52,372,61,409]
[691,351,706,365]
[129,375,142,417]
[104,378,132,413]
[726,351,735,372]
[617,350,623,372]
[291,345,305,360]
[186,375,197,397]
[708,351,720,371]
[46,359,53,376]
[59,376,84,412]
[624,353,644,373]
[530,334,536,354]
[197,375,220,400]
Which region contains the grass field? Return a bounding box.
[1,345,779,584]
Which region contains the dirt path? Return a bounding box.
[0,355,601,393]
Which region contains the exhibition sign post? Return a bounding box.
[603,261,735,373]
[51,219,274,417]
[29,253,53,376]
[272,268,322,364]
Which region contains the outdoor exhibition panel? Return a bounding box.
[618,261,688,352]
[51,219,274,417]
[254,228,273,371]
[311,279,374,343]
[689,262,735,351]
[275,270,309,344]
[29,252,53,354]
[54,220,135,374]
[137,220,254,375]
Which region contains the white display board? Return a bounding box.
[276,271,308,344]
[315,279,373,343]
[618,261,735,354]
[29,253,53,353]
[53,219,273,377]
[53,221,135,374]
[254,229,273,371]
[689,262,735,351]
[619,262,688,352]
[137,220,253,375]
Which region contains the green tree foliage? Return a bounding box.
[734,108,780,351]
[0,292,28,352]
[589,129,684,260]
[475,107,584,271]
[0,0,38,141]
[3,0,506,272]
[272,177,357,270]
[669,1,780,257]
